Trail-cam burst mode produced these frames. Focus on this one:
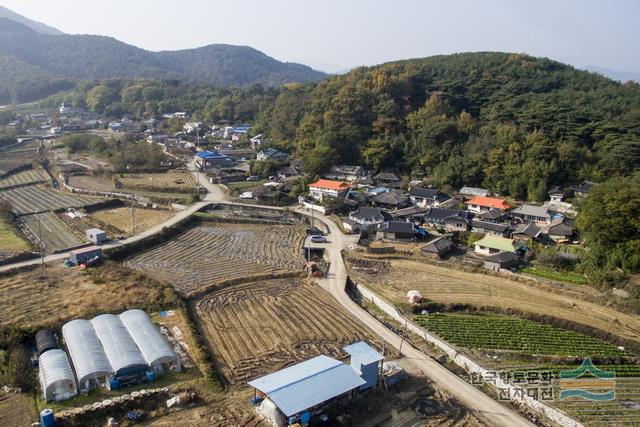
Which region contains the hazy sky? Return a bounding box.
[2,0,639,73]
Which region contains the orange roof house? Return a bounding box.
[309,179,352,191]
[464,196,511,211]
[308,179,352,201]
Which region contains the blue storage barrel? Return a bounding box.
[109,378,120,390]
[146,370,156,383]
[300,412,311,424]
[40,408,55,427]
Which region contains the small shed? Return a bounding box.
[86,228,108,244]
[483,252,520,271]
[344,341,384,390]
[69,246,103,265]
[342,218,360,234]
[36,330,58,357]
[39,349,77,401]
[376,221,418,240]
[422,237,454,259]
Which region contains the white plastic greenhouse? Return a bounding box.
[90,314,147,377]
[39,349,77,401]
[62,319,112,391]
[119,309,178,372]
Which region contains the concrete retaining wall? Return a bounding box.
[352,281,583,427]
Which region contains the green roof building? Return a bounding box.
[474,235,522,256]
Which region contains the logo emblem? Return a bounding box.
[560,358,615,401]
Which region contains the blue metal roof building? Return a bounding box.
[248,342,382,425]
[344,342,384,390]
[196,150,227,160]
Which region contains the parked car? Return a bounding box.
[246,175,260,181]
[239,191,253,199]
[306,226,323,235]
[310,235,328,243]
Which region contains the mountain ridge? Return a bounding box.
[0,5,63,35]
[0,15,327,103]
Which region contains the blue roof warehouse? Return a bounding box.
[248,341,383,426]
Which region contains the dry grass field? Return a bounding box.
[91,207,173,235]
[0,392,36,427]
[118,172,197,193]
[346,256,640,343]
[20,212,84,253]
[194,279,376,384]
[0,185,102,215]
[0,262,177,331]
[0,215,30,260]
[126,222,306,296]
[67,174,114,192]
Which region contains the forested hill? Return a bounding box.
[253,52,640,201]
[0,17,326,103]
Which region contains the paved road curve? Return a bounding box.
[300,209,534,427]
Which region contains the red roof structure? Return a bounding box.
[309,179,352,191]
[465,196,511,210]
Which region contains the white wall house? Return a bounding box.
[308,179,352,201]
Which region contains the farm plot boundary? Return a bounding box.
[0,185,104,215]
[192,279,377,385]
[20,212,84,254]
[125,222,307,297]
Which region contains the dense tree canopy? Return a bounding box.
[42,52,640,202]
[577,174,640,274]
[254,52,640,200]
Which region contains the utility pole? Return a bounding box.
[38,214,45,276]
[307,205,314,262]
[131,199,136,236]
[398,319,408,355]
[379,341,386,384]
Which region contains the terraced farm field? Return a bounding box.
[346,256,640,343]
[0,142,41,174]
[119,172,196,193]
[494,365,640,425]
[0,167,50,190]
[126,223,306,296]
[20,212,84,253]
[552,376,640,426]
[0,185,102,215]
[194,279,375,384]
[414,313,627,357]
